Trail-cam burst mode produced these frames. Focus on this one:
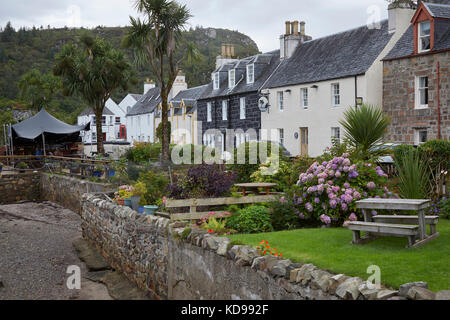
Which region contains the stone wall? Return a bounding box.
[0,173,40,204]
[383,51,449,144]
[81,194,445,300]
[41,173,112,215]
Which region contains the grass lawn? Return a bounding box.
[228,219,450,292]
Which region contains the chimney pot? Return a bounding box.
[285,21,291,35]
[221,44,226,57]
[293,21,299,35]
[300,21,306,36]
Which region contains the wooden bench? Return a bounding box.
[349,198,439,248]
[165,195,278,221]
[234,183,277,196]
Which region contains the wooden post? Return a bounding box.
[242,187,246,196]
[418,209,426,240]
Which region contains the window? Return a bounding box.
[415,76,429,109]
[110,116,113,125]
[278,91,284,111]
[247,64,254,84]
[415,129,428,145]
[229,69,236,88]
[418,21,431,53]
[222,100,228,121]
[102,116,106,125]
[92,132,97,142]
[207,102,212,122]
[301,88,308,109]
[213,73,220,90]
[115,117,121,124]
[240,97,246,119]
[331,127,340,142]
[332,83,340,107]
[278,128,284,146]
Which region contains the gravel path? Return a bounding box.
[0,201,112,300]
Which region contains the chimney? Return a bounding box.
[169,70,188,100]
[230,44,235,58]
[221,44,227,57]
[144,78,155,94]
[280,20,311,60]
[216,43,238,68]
[388,1,416,34]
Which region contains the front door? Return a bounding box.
[300,127,308,157]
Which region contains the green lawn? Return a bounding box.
[228,219,450,292]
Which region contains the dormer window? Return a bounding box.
[213,73,220,90]
[228,69,236,88]
[247,64,254,84]
[418,21,431,53]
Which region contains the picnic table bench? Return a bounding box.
[234,183,278,196]
[348,198,439,248]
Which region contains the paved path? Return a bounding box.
[0,201,112,300]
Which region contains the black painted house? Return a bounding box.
[197,50,280,152]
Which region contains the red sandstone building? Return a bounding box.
[383,0,449,145]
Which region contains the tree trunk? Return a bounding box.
[95,108,105,156]
[161,90,170,163]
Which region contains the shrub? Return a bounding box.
[418,139,450,197]
[250,155,293,192]
[137,170,169,205]
[226,205,273,234]
[438,197,450,219]
[268,199,302,231]
[227,141,287,183]
[294,153,392,225]
[394,149,430,199]
[126,142,162,162]
[167,164,236,199]
[393,144,416,162]
[156,121,171,143]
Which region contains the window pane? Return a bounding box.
[421,37,431,51]
[420,21,430,36]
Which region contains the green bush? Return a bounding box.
[439,198,450,219]
[394,144,417,162]
[137,170,169,206]
[418,140,450,197]
[126,142,162,162]
[269,200,301,231]
[394,149,430,199]
[226,205,273,234]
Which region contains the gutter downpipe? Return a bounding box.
[436,61,441,140]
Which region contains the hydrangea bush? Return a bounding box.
[293,153,393,226]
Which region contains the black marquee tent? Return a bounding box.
[10,109,90,154]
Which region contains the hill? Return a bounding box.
[0,24,260,123]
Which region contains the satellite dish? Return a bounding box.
[258,96,269,112]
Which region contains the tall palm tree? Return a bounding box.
[339,104,390,159]
[123,0,198,162]
[54,34,135,155]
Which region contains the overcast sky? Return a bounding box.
[0,0,391,52]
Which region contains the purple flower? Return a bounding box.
[317,184,324,194]
[328,193,337,200]
[320,214,331,224]
[342,153,349,158]
[335,171,342,178]
[328,180,334,185]
[371,210,377,216]
[353,191,361,199]
[322,203,328,210]
[343,158,351,166]
[314,197,321,204]
[349,213,357,221]
[332,186,340,193]
[341,203,348,211]
[367,182,376,189]
[344,182,350,189]
[343,221,350,227]
[298,212,305,219]
[329,199,337,209]
[318,178,325,185]
[295,197,303,205]
[349,171,359,179]
[305,202,313,212]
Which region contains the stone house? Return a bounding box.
[382,0,450,145]
[260,4,417,158]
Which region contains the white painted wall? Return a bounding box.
[119,94,139,117]
[126,112,155,145]
[154,108,199,145]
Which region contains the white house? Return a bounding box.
[260,4,416,157]
[126,72,188,146]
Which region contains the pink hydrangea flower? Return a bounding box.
[349,213,357,221]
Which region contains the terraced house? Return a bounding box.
[260,3,418,158]
[383,0,450,145]
[197,48,281,154]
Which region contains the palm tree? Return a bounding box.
[18,69,60,112]
[54,34,135,155]
[123,0,199,162]
[339,104,390,159]
[395,149,430,199]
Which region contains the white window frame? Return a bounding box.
[228,69,236,88]
[240,97,246,120]
[331,127,340,142]
[278,128,284,146]
[278,91,284,111]
[415,129,428,146]
[418,21,431,53]
[301,88,309,109]
[332,83,340,107]
[246,64,254,84]
[207,102,212,122]
[415,76,429,109]
[222,100,228,121]
[213,73,220,90]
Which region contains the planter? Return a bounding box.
[93,171,103,178]
[138,206,144,214]
[144,205,159,215]
[116,199,125,206]
[131,196,140,211]
[124,198,132,208]
[107,170,116,177]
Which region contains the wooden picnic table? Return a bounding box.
[234,183,277,196]
[349,198,439,248]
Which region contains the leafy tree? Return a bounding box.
[339,104,390,160]
[18,69,60,111]
[54,34,135,154]
[123,0,199,162]
[1,22,16,42]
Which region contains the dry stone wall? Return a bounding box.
[81,194,446,300]
[0,173,40,204]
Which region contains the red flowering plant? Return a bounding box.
[256,240,282,258]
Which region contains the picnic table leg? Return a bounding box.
[265,187,270,195]
[242,187,246,196]
[418,209,426,240]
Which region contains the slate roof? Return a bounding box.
[264,20,393,89]
[199,50,281,100]
[126,87,161,116]
[130,93,143,101]
[424,2,450,18]
[171,85,208,113]
[79,106,114,117]
[384,3,450,60]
